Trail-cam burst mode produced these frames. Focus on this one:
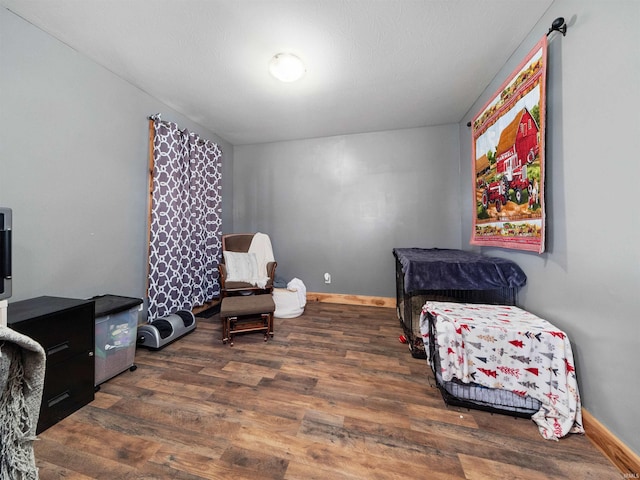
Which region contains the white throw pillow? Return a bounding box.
[224,251,259,283]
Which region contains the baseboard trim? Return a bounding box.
[306,292,395,308]
[582,408,640,475]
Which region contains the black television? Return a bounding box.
[0,207,12,301]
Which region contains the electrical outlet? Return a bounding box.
[324,272,331,284]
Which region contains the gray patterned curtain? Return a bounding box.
[147,116,222,320]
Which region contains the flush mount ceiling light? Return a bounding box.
[269,53,306,82]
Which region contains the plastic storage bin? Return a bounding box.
[92,294,143,386]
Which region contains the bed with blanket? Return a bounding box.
[420,301,584,440]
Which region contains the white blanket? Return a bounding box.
[287,277,307,309]
[248,232,275,279]
[420,301,583,440]
[1,326,46,479]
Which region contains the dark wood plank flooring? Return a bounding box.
[34,302,621,479]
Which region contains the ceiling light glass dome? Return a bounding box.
[269,53,306,82]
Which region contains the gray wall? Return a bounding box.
[459,1,640,454]
[0,7,234,304]
[2,0,638,458]
[233,125,461,296]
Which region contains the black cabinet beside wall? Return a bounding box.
[8,296,95,434]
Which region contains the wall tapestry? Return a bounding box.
[471,37,547,253]
[147,116,223,320]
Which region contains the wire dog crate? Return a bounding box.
[393,248,526,358]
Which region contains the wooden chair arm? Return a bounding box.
[218,263,227,290]
[267,261,277,280]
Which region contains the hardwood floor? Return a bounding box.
[34,302,621,479]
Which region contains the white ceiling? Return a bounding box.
[1,0,554,145]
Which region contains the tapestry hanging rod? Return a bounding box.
[547,17,567,37]
[465,17,567,128]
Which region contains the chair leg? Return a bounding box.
[268,312,274,338]
[262,313,269,342]
[222,315,233,345]
[221,316,226,344]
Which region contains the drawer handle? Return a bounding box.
[47,342,70,356]
[48,391,70,407]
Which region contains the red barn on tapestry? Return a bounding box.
[494,108,539,204]
[496,108,539,177]
[471,37,547,253]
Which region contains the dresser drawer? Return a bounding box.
[12,301,94,365]
[38,353,95,433]
[8,296,96,433]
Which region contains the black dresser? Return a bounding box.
[8,296,95,433]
